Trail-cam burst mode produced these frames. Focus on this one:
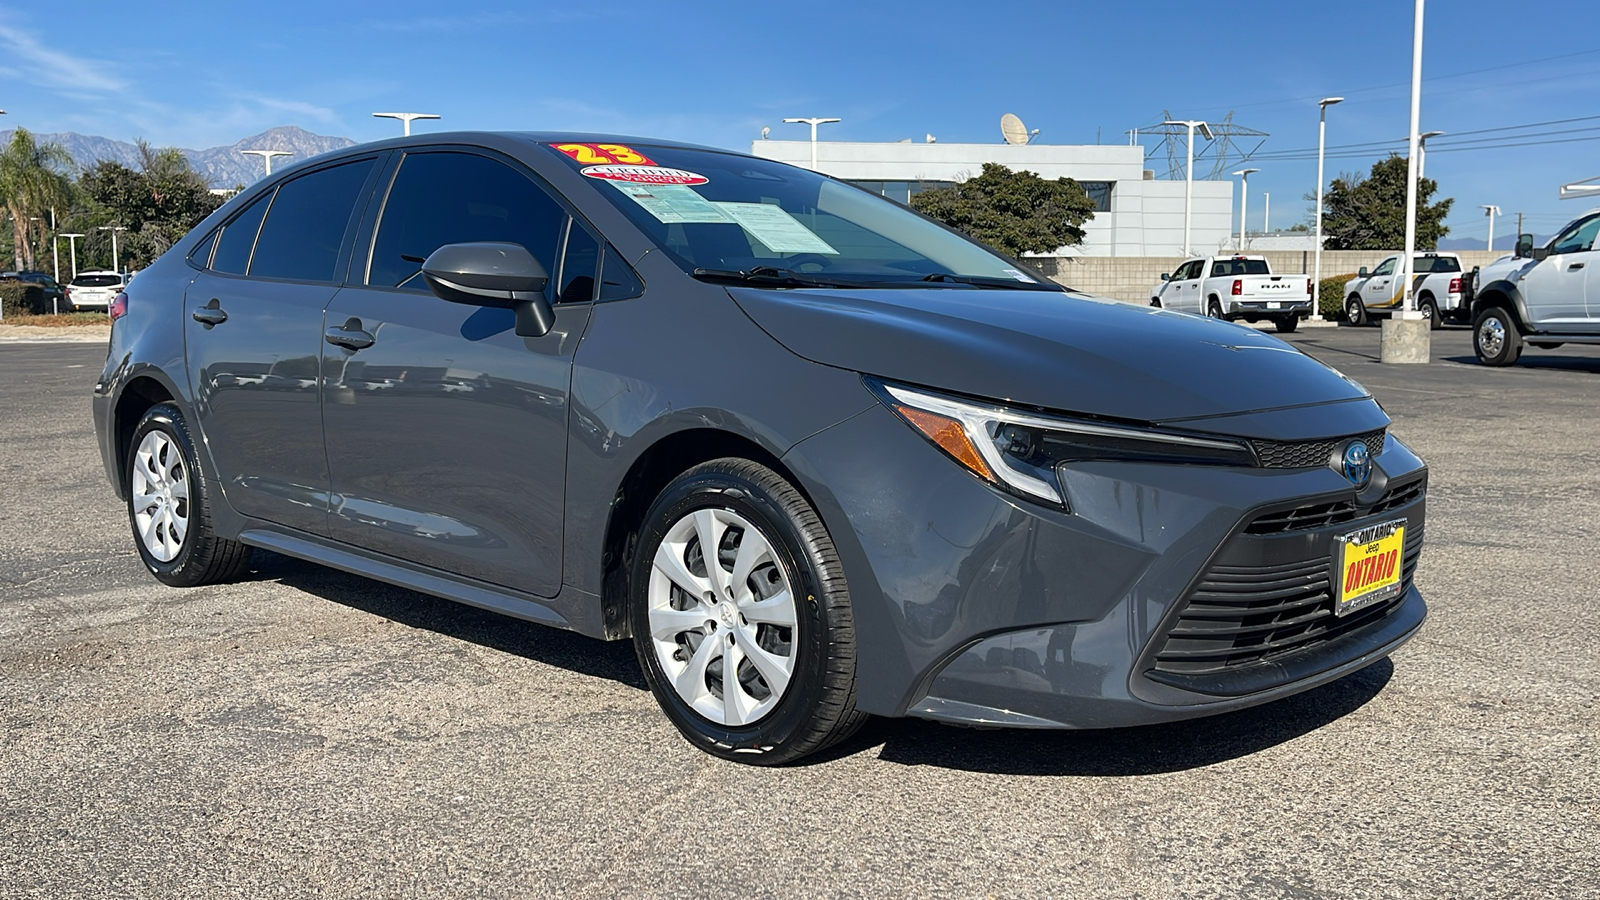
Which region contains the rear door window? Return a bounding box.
[249,159,377,283]
[368,152,567,293]
[211,193,271,275]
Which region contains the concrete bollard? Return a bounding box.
[1380,313,1431,364]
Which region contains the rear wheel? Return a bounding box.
[126,403,253,586]
[1345,295,1367,326]
[1206,299,1224,319]
[1273,315,1299,334]
[1473,307,1523,366]
[630,459,866,765]
[1419,295,1441,330]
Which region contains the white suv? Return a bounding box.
[1471,211,1600,366]
[67,271,125,311]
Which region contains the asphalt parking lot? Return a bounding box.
[1,324,1596,899]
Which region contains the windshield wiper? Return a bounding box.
[691,266,868,289]
[921,272,1061,291]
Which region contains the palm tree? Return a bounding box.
[0,128,72,271]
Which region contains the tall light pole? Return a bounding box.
[1417,130,1444,180]
[1264,192,1271,235]
[1310,97,1344,324]
[98,225,127,274]
[372,112,440,136]
[1482,204,1500,251]
[1163,120,1213,255]
[783,117,841,171]
[59,232,85,280]
[1382,0,1430,364]
[242,149,292,177]
[1233,168,1259,250]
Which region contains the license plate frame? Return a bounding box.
[1267,301,1282,310]
[1333,519,1407,617]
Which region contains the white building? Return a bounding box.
[749,139,1234,258]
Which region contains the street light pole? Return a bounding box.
[1310,97,1344,324]
[1418,130,1444,181]
[1163,120,1212,256]
[1399,0,1426,318]
[59,233,85,281]
[372,112,441,136]
[98,225,127,275]
[1264,193,1270,234]
[782,117,841,171]
[1481,205,1500,251]
[1233,168,1259,250]
[242,149,292,177]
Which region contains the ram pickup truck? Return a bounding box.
[1150,255,1313,333]
[1342,252,1465,329]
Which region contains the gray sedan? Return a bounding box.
[92,134,1427,763]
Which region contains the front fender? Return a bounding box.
[1473,280,1531,332]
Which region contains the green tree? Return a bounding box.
[78,142,223,269]
[1320,155,1452,250]
[0,128,72,270]
[909,163,1097,258]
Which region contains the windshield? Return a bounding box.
[546,142,1055,289]
[72,274,123,287]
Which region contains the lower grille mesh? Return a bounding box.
[1252,430,1386,469]
[1150,526,1423,677]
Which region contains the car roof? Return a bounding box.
[74,270,121,277]
[301,131,745,167]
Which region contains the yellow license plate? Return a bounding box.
[1335,521,1406,616]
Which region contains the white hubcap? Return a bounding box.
[648,508,798,727]
[131,431,190,562]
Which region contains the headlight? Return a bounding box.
[870,380,1258,509]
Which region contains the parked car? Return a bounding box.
[1149,255,1313,332]
[1470,211,1600,365]
[92,133,1428,764]
[0,270,69,312]
[1343,252,1465,329]
[66,270,125,311]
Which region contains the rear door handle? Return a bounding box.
[1569,263,1586,271]
[325,317,375,351]
[192,299,228,326]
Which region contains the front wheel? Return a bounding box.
[630,459,866,765]
[1474,307,1523,366]
[1345,295,1367,326]
[126,403,253,586]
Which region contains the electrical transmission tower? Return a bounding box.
[1141,112,1269,180]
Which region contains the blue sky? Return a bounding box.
[6,0,1600,241]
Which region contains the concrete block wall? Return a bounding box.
[1030,250,1510,303]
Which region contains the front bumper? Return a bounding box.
[782,402,1427,728]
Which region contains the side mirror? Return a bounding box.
[1358,266,1368,277]
[421,242,555,337]
[1160,273,1170,282]
[1516,234,1535,258]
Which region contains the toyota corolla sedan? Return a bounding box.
[93,133,1427,764]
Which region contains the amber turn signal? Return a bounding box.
[892,403,996,481]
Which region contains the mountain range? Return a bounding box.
[4,125,356,189]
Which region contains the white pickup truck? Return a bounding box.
[1342,252,1465,329]
[1149,255,1314,333]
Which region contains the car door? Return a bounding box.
[1521,214,1600,331]
[182,155,382,535]
[1361,256,1397,310]
[1168,259,1202,313]
[319,149,593,597]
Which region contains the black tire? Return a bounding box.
[1419,295,1441,330]
[126,403,253,586]
[1273,315,1299,334]
[1206,299,1224,319]
[629,458,866,765]
[1473,306,1523,367]
[1345,295,1367,326]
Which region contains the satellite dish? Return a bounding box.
[926,133,937,144]
[1001,113,1029,145]
[761,126,770,140]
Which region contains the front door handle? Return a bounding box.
[192,299,228,326]
[324,317,375,351]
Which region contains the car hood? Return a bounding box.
[729,287,1376,433]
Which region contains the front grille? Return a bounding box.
[1150,525,1423,678]
[1252,430,1386,469]
[1245,478,1425,535]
